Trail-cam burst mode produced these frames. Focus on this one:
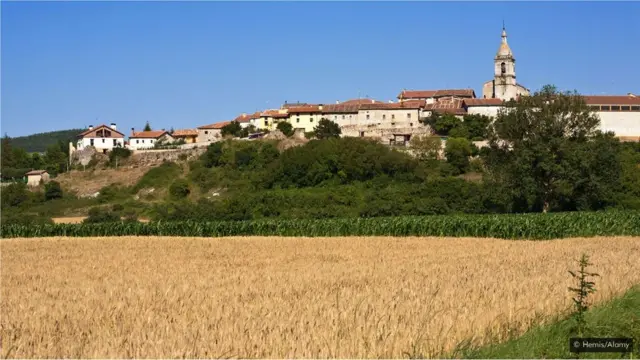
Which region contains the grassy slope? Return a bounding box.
[458,285,640,359]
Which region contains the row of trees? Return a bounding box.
[220,118,342,140]
[1,135,70,180]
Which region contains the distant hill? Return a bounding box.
[8,129,84,153]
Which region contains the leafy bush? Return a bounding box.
[133,162,182,192]
[44,181,63,201]
[276,122,294,137]
[169,179,191,199]
[1,212,53,226]
[83,207,121,223]
[313,118,341,139]
[108,147,132,167]
[1,182,29,208]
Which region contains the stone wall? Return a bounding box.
[129,148,207,167]
[341,124,433,143]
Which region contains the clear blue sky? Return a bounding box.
[2,1,639,137]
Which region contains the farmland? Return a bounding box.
[2,236,640,358]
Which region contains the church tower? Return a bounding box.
[482,25,529,100]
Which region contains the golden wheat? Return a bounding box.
[1,236,639,358]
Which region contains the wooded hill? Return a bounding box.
[8,129,83,153]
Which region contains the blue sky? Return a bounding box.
[2,1,639,137]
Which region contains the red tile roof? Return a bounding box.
[287,105,322,114]
[398,89,476,99]
[340,99,385,105]
[464,98,505,107]
[172,129,198,137]
[130,130,169,139]
[77,124,125,137]
[260,110,290,118]
[282,102,316,109]
[360,100,426,110]
[25,170,48,176]
[321,104,361,114]
[424,98,467,115]
[198,121,231,130]
[233,113,253,123]
[583,95,640,105]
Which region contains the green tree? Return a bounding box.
[202,142,224,168]
[221,121,243,137]
[44,143,67,175]
[143,121,152,131]
[482,84,613,213]
[276,122,294,137]
[313,118,341,139]
[30,153,44,170]
[44,180,63,200]
[0,182,28,208]
[445,137,474,175]
[409,135,442,161]
[423,113,463,136]
[462,114,493,141]
[1,134,14,170]
[169,178,191,199]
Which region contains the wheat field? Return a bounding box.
[2,236,639,358]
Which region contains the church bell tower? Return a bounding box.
[493,25,518,100]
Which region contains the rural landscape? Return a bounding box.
[2,1,640,359]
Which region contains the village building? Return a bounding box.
[128,129,174,150]
[397,89,475,104]
[197,121,231,142]
[584,94,640,139]
[233,112,261,129]
[25,170,50,187]
[482,26,530,101]
[321,101,363,127]
[286,105,323,132]
[75,123,125,153]
[171,129,199,144]
[258,110,289,131]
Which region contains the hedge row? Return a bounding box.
[2,211,639,240]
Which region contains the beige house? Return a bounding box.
[197,121,231,142]
[258,110,289,131]
[285,105,323,132]
[171,129,199,143]
[25,170,50,187]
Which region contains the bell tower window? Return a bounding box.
[501,62,506,75]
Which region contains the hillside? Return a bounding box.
[8,129,84,152]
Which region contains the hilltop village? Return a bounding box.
[69,27,640,158]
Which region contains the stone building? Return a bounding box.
[482,26,530,101]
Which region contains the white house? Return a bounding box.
[128,129,174,150]
[585,94,640,139]
[76,123,126,153]
[463,98,505,117]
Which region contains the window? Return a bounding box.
[113,139,117,146]
[366,115,370,120]
[407,113,411,119]
[334,116,337,120]
[632,106,640,111]
[391,122,395,126]
[296,119,300,123]
[136,140,140,144]
[410,123,413,127]
[102,139,105,143]
[501,62,506,74]
[589,105,599,110]
[265,120,268,125]
[611,105,621,111]
[621,106,631,111]
[391,114,395,120]
[151,140,154,143]
[90,139,94,146]
[382,114,386,120]
[310,119,313,122]
[342,115,345,120]
[601,106,611,111]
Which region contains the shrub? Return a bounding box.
[1,182,29,208]
[276,122,294,137]
[169,179,191,199]
[44,181,63,201]
[83,207,121,223]
[313,118,341,139]
[108,147,132,167]
[133,162,182,192]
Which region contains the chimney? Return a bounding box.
[389,100,393,103]
[110,123,116,130]
[371,99,375,103]
[336,100,340,104]
[131,127,135,136]
[242,113,246,116]
[89,125,93,131]
[629,93,636,97]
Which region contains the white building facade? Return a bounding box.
[76,123,125,153]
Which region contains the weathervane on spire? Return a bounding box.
[502,20,505,30]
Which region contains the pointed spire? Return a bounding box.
[497,23,512,57]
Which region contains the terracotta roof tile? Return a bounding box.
[25,170,48,176]
[464,98,504,106]
[340,99,385,105]
[583,95,640,105]
[322,104,361,114]
[398,89,476,100]
[130,130,169,139]
[287,106,322,114]
[77,124,125,137]
[172,129,198,137]
[360,100,426,110]
[198,121,231,130]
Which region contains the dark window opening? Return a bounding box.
[611,105,621,111]
[632,106,640,111]
[501,62,506,74]
[600,106,611,111]
[621,106,630,111]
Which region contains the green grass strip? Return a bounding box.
[455,285,640,359]
[2,210,639,239]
